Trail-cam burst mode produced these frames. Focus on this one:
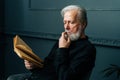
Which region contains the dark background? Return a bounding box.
[0,0,120,80]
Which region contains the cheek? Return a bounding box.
[70,26,79,33]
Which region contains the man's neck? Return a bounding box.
[80,33,86,39]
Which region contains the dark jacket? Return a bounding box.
[29,37,96,80]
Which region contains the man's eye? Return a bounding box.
[71,22,74,24]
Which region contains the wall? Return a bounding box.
[4,0,120,80]
[0,0,5,79]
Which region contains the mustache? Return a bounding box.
[65,30,71,33]
[65,30,68,32]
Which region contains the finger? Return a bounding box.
[61,32,65,37]
[68,36,70,41]
[24,60,27,63]
[24,60,30,63]
[64,32,68,39]
[62,32,68,40]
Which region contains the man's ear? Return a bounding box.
[82,22,87,29]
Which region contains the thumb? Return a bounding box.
[67,37,71,43]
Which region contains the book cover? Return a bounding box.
[13,35,44,68]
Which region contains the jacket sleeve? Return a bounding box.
[54,47,96,80]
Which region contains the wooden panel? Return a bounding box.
[86,11,120,40]
[29,0,120,10]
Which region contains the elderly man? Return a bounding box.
[8,5,96,80]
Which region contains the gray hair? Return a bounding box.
[61,5,87,26]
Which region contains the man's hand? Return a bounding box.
[59,32,71,48]
[24,60,38,70]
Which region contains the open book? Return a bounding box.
[13,35,44,68]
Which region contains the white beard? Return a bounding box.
[65,28,82,41]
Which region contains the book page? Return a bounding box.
[13,35,44,68]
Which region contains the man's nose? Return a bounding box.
[65,23,70,30]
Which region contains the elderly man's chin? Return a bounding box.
[69,32,81,41]
[65,30,81,41]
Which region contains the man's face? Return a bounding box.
[63,10,83,41]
